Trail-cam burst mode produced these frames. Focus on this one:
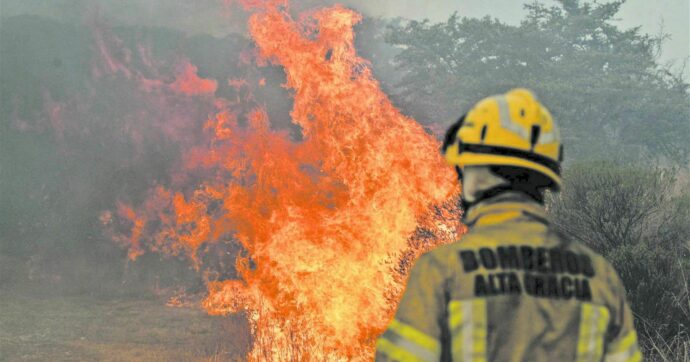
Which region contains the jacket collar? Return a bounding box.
[463,191,548,227]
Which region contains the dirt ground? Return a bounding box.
[0,293,250,361]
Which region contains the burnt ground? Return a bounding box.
[0,293,250,361]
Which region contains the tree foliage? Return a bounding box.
[385,0,690,161]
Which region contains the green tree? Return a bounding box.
[385,0,690,162]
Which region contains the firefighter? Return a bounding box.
[375,89,641,361]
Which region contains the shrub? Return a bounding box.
[547,162,689,360]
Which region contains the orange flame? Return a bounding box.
[105,1,464,360]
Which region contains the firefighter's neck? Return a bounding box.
[461,166,509,204]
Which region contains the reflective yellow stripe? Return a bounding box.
[375,319,441,362]
[609,330,638,353]
[476,210,523,226]
[449,299,487,362]
[376,338,428,362]
[629,351,642,362]
[388,319,441,354]
[605,331,641,362]
[595,305,608,359]
[577,303,610,362]
[464,201,547,226]
[605,350,642,362]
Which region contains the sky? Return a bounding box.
[2,0,688,79]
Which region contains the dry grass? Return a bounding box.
[640,332,690,362]
[0,292,250,361]
[639,254,690,362]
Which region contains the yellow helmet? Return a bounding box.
[442,88,563,188]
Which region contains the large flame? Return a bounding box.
[103,1,464,360]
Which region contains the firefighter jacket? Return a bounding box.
[376,192,641,362]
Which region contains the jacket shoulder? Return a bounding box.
[548,229,629,299]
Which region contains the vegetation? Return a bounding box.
[383,0,690,161]
[547,163,690,360]
[1,0,689,360]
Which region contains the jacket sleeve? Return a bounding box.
[604,269,642,362]
[375,253,448,362]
